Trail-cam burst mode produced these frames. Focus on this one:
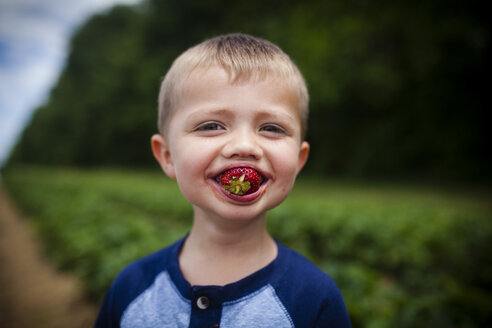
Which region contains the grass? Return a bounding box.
[2,165,491,327]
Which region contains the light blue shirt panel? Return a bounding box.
[221,285,294,328]
[121,272,293,328]
[121,271,190,328]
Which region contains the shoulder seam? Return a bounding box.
[269,285,295,328]
[120,270,167,324]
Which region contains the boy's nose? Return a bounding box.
[221,128,262,160]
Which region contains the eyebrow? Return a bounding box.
[255,110,297,122]
[198,108,233,116]
[192,106,298,124]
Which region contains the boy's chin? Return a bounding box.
[192,203,271,222]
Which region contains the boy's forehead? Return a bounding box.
[179,67,296,108]
[171,66,303,127]
[181,66,299,100]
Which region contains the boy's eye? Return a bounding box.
[260,124,286,135]
[195,122,225,131]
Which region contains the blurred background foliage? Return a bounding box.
[2,0,491,327]
[6,0,490,181]
[3,167,491,327]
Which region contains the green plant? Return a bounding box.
[2,166,491,327]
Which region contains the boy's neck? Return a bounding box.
[178,208,277,286]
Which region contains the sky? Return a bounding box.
[0,0,141,166]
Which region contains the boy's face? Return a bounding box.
[152,67,309,221]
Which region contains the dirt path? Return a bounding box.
[0,186,97,328]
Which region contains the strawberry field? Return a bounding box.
[2,166,491,327]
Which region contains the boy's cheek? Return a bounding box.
[174,146,214,180]
[268,145,302,172]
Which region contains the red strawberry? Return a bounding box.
[220,167,262,195]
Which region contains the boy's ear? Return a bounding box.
[296,141,310,174]
[151,134,176,179]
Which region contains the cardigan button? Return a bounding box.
[197,296,210,310]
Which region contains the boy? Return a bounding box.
[95,33,351,327]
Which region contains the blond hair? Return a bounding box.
[157,33,309,139]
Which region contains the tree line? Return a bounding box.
[8,0,490,181]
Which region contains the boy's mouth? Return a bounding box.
[214,167,267,197]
